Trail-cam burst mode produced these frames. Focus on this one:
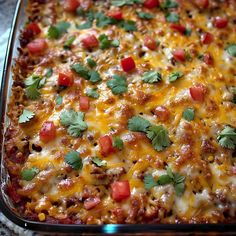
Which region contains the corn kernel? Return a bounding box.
[208,155,214,162]
[38,213,46,221]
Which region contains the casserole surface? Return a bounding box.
[3,0,236,225]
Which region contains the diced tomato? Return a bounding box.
[39,121,56,143]
[170,23,186,34]
[144,36,157,50]
[214,17,228,29]
[172,49,185,62]
[189,85,206,102]
[111,180,131,202]
[154,106,170,122]
[203,53,214,65]
[201,32,214,44]
[194,0,209,8]
[84,197,101,210]
[99,135,115,157]
[81,34,99,49]
[232,167,236,175]
[108,10,123,20]
[143,0,159,9]
[64,0,80,12]
[121,56,136,72]
[26,23,41,35]
[58,72,74,87]
[79,96,90,112]
[27,39,47,54]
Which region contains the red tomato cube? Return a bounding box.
[27,39,47,54]
[143,0,159,9]
[111,180,131,202]
[40,121,56,143]
[81,35,99,49]
[79,96,90,112]
[99,135,115,156]
[121,57,136,72]
[64,0,80,12]
[58,72,74,87]
[144,36,157,50]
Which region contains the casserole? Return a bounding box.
[0,0,235,233]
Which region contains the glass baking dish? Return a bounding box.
[0,0,235,234]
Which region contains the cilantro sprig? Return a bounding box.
[217,126,236,149]
[86,88,99,98]
[165,12,179,23]
[107,75,128,95]
[24,70,52,100]
[128,116,171,151]
[113,137,124,150]
[137,11,154,20]
[161,0,179,9]
[226,44,236,58]
[60,109,88,137]
[111,0,143,6]
[144,167,185,196]
[98,34,120,49]
[19,109,35,124]
[65,151,83,170]
[21,167,39,181]
[71,64,101,83]
[142,71,162,84]
[63,35,76,49]
[92,156,107,167]
[168,71,183,82]
[182,108,195,121]
[48,21,71,39]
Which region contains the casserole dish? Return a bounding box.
[1,1,235,233]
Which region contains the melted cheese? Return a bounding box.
[5,0,236,224]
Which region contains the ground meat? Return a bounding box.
[201,139,217,154]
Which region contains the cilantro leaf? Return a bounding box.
[119,20,137,31]
[76,21,93,29]
[99,34,112,49]
[157,174,173,185]
[95,12,117,27]
[137,11,154,19]
[113,137,124,150]
[65,151,83,170]
[60,109,88,137]
[87,58,97,68]
[182,108,195,121]
[63,35,76,49]
[71,64,101,83]
[107,74,128,95]
[71,64,90,80]
[226,44,236,58]
[86,88,99,98]
[45,68,53,78]
[175,182,185,196]
[144,167,185,196]
[98,34,119,49]
[142,71,162,84]
[111,39,120,47]
[184,28,192,36]
[168,71,183,82]
[146,125,171,151]
[92,156,107,167]
[55,95,63,105]
[128,116,151,132]
[25,75,44,100]
[165,12,179,23]
[21,167,39,181]
[89,70,102,83]
[19,109,35,124]
[111,0,143,6]
[48,21,71,39]
[217,126,236,149]
[161,0,178,9]
[144,174,157,190]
